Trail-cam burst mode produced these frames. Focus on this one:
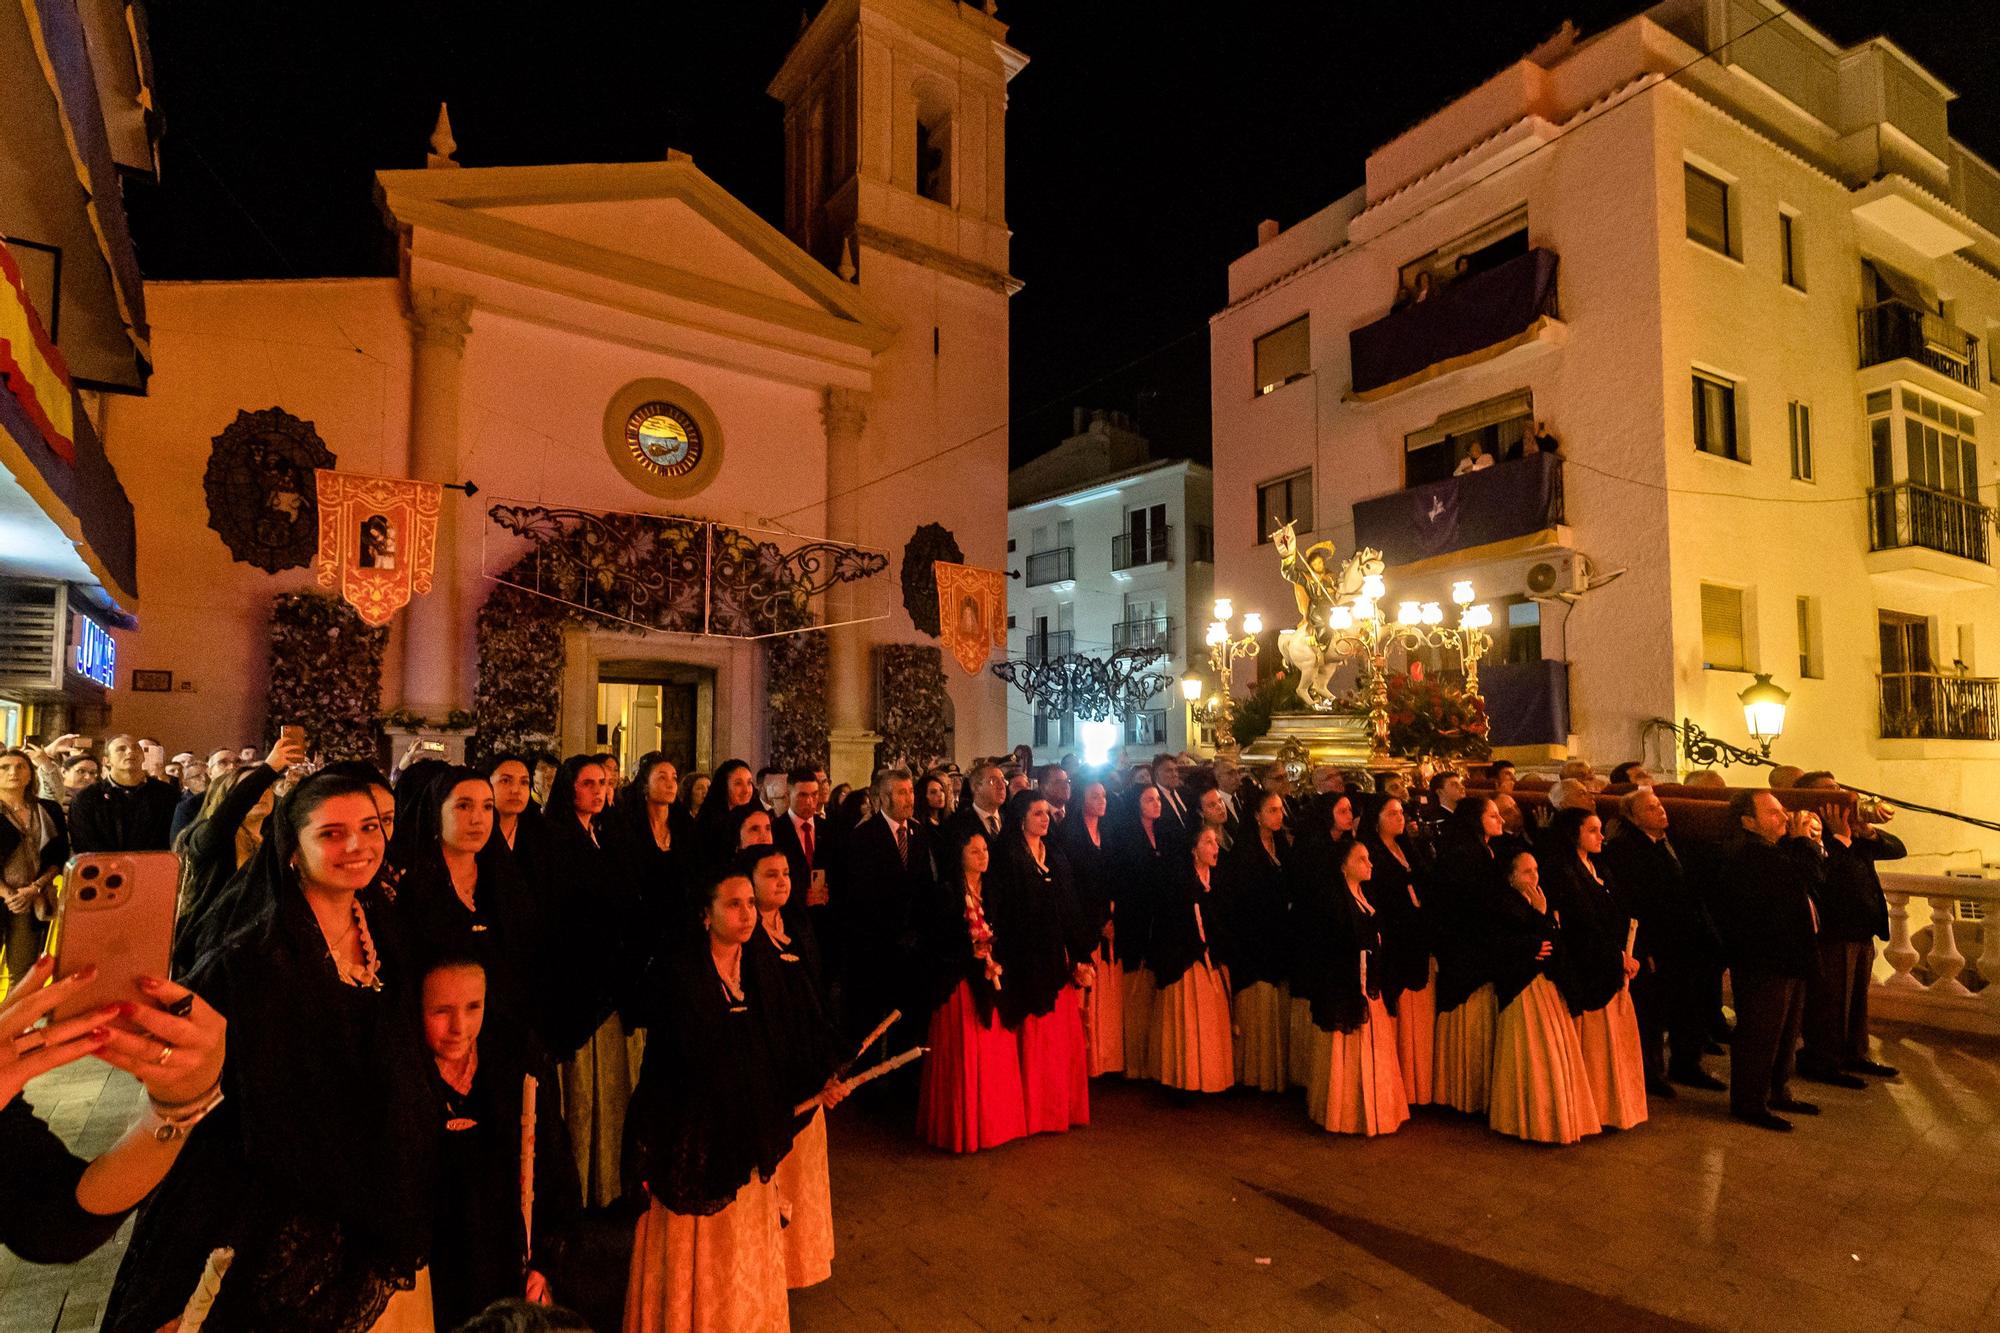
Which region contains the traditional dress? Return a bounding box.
[994,835,1090,1135]
[1148,862,1234,1093]
[1115,817,1172,1080]
[1486,886,1601,1145]
[1363,834,1434,1105]
[623,937,841,1333]
[1547,852,1649,1131]
[1217,834,1291,1092]
[1430,835,1503,1115]
[760,918,835,1288]
[1060,815,1123,1075]
[1298,877,1408,1136]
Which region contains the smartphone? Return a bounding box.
[51,852,179,1029]
[419,740,447,754]
[281,724,306,748]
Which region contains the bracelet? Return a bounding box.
[141,1083,224,1143]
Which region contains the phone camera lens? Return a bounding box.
[105,873,124,890]
[80,864,100,880]
[79,886,97,902]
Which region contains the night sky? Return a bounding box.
[125,1,2000,468]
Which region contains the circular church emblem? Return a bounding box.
[625,402,703,478]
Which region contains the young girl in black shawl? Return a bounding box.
[1114,783,1172,1081]
[915,827,1028,1153]
[1361,794,1436,1106]
[993,791,1092,1136]
[1148,825,1235,1094]
[622,868,846,1332]
[1542,808,1648,1131]
[1298,838,1409,1136]
[616,753,694,951]
[1285,792,1358,1087]
[1486,850,1601,1144]
[1217,790,1291,1092]
[1430,796,1507,1116]
[1058,779,1121,1076]
[103,772,439,1333]
[420,955,580,1328]
[740,845,836,1288]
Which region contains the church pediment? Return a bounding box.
[375,158,895,352]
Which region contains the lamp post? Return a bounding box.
[1320,549,1494,765]
[1182,598,1261,754]
[1738,673,1791,755]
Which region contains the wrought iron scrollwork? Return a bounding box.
[990,648,1173,722]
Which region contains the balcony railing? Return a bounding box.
[1113,616,1171,655]
[1873,872,2000,1036]
[1349,247,1560,398]
[1879,671,2000,741]
[1112,527,1172,570]
[1351,450,1565,566]
[1025,547,1074,586]
[1859,300,1982,389]
[1867,482,1990,564]
[1189,523,1214,563]
[1025,630,1074,664]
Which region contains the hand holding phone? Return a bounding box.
[52,853,178,1031]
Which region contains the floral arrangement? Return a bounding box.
[765,631,828,771]
[1379,669,1490,761]
[875,645,949,771]
[265,592,387,761]
[471,585,566,762]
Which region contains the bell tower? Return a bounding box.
[770,0,1026,287]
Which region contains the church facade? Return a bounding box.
[98,0,1024,784]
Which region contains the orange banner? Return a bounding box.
[314,470,441,626]
[934,560,1007,676]
[0,238,75,465]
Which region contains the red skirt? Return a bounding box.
[917,980,1028,1153]
[1019,984,1091,1135]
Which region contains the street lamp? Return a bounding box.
[1738,673,1791,755]
[1185,598,1262,754]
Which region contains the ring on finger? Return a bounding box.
[155,1043,174,1065]
[9,1029,47,1057]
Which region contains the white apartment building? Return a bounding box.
[1006,410,1214,764]
[1209,0,2000,871]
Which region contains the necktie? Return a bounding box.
[800,818,815,869]
[986,812,999,837]
[896,823,909,865]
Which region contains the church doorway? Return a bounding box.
[596,659,715,781]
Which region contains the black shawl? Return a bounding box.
[1215,834,1290,991]
[1109,817,1173,971]
[1543,852,1630,1016]
[913,872,1004,1024]
[1056,815,1114,963]
[1487,886,1563,1011]
[1147,862,1220,990]
[1429,834,1503,1014]
[398,845,547,1047]
[1360,834,1432,1002]
[1294,878,1380,1035]
[989,837,1082,1026]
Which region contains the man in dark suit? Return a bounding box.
[1037,764,1072,828]
[1605,786,1725,1095]
[1151,752,1195,834]
[947,762,1008,846]
[1714,790,1825,1131]
[1796,772,1903,1084]
[67,735,180,853]
[835,766,933,1057]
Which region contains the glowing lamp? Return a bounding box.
[1466,603,1494,629]
[1738,673,1791,753]
[1361,574,1386,600]
[1181,674,1204,702]
[1078,719,1120,767]
[1421,602,1444,625]
[1213,597,1234,622]
[1451,580,1475,606]
[1327,606,1353,630]
[1395,601,1421,626]
[1241,612,1263,635]
[1352,597,1376,623]
[1206,621,1227,647]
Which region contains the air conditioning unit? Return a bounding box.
[1525,553,1587,598]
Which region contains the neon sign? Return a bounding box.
[72,612,115,688]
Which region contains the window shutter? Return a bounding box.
[1685,166,1729,252]
[1701,584,1746,670]
[1254,317,1311,395]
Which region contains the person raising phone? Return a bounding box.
[0,955,226,1263]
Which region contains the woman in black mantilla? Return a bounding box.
[615,752,694,950]
[1361,793,1437,1106]
[1430,796,1508,1116]
[103,771,439,1333]
[1297,838,1410,1136]
[622,867,846,1332]
[915,826,1025,1153]
[1057,778,1120,1076]
[1148,825,1235,1094]
[1216,789,1292,1092]
[1113,782,1173,1081]
[1541,807,1648,1131]
[1486,850,1600,1144]
[1285,792,1358,1087]
[992,790,1092,1136]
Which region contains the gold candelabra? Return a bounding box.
[1321,552,1494,764]
[1181,598,1261,754]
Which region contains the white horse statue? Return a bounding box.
[1269,523,1383,709]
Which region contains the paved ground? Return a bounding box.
[7,1020,1998,1332]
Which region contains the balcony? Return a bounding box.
[1478,658,1570,749]
[1112,527,1172,571]
[1859,300,1982,390]
[1025,630,1074,664]
[1879,671,1999,741]
[1348,247,1561,400]
[1189,523,1214,563]
[1025,547,1074,587]
[1126,709,1168,746]
[1113,616,1172,656]
[1351,451,1565,568]
[1867,482,1989,565]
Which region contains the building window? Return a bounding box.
[1254,316,1310,396]
[1788,400,1813,481]
[1779,211,1803,289]
[1255,470,1314,543]
[1797,595,1823,679]
[1685,164,1732,255]
[1404,389,1533,486]
[1700,583,1748,671]
[914,85,953,205]
[1692,372,1741,461]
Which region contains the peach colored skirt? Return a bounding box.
[1153,961,1234,1093]
[1394,962,1437,1106]
[1575,984,1650,1130]
[1433,983,1497,1115]
[624,1181,788,1333]
[1287,994,1318,1089]
[1305,996,1410,1136]
[1232,980,1289,1093]
[1122,966,1158,1080]
[1489,975,1602,1145]
[1084,945,1125,1075]
[564,1015,647,1207]
[773,1109,832,1288]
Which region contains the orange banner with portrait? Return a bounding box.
[314,470,441,626]
[934,560,1007,676]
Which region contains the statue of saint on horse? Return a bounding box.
[1270,522,1385,710]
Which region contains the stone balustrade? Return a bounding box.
[1873,870,2000,1035]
